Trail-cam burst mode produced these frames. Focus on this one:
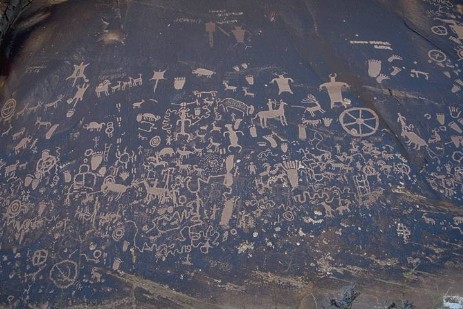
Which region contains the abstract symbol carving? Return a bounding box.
[339,108,379,137]
[1,98,16,119]
[49,260,78,289]
[32,250,48,266]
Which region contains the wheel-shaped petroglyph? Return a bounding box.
[431,25,448,36]
[32,249,48,266]
[428,49,447,63]
[1,98,16,119]
[49,260,78,289]
[339,108,379,137]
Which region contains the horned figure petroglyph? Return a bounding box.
[293,94,325,117]
[139,180,169,203]
[101,176,131,201]
[253,100,288,128]
[397,113,427,150]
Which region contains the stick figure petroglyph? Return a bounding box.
[66,62,89,87]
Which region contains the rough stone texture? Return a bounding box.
[0,0,462,308]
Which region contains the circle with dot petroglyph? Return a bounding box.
[149,136,161,147]
[339,108,379,137]
[1,98,16,119]
[49,260,78,289]
[6,200,23,218]
[112,226,125,241]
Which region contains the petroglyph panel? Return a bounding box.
[0,0,462,308]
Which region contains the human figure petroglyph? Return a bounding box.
[67,83,89,105]
[66,62,89,87]
[174,107,193,141]
[224,124,243,152]
[270,73,294,95]
[254,99,288,128]
[319,73,350,108]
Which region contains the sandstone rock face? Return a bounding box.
[0,1,462,308]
